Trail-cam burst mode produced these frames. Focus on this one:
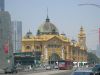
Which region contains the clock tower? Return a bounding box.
[78,26,87,50]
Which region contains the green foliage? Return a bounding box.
[87,52,100,64]
[37,30,40,35]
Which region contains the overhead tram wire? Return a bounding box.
[78,3,100,49]
[78,4,100,8]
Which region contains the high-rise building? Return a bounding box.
[0,11,14,67]
[96,45,100,57]
[11,21,22,53]
[0,0,4,11]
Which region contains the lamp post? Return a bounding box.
[71,39,76,57]
[34,51,36,67]
[61,46,64,60]
[41,54,43,66]
[8,30,14,67]
[71,39,78,67]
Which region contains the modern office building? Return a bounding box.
[11,21,22,53]
[0,0,4,11]
[0,11,14,67]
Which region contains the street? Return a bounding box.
[0,69,73,75]
[51,70,72,75]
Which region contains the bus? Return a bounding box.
[58,60,73,70]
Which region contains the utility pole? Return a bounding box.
[15,30,16,53]
[99,28,100,47]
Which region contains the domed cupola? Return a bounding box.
[37,15,59,35]
[25,30,33,38]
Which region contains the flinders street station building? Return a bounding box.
[21,16,87,67]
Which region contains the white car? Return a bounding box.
[46,65,51,70]
[54,65,58,69]
[23,65,32,72]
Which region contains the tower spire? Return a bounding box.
[80,26,83,32]
[78,26,87,50]
[78,26,85,37]
[46,8,50,22]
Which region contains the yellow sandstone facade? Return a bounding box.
[22,16,87,64]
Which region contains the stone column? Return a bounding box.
[66,46,69,60]
[44,45,48,60]
[61,46,64,60]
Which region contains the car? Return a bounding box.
[23,65,32,72]
[92,64,100,74]
[45,65,51,70]
[72,68,94,75]
[54,65,58,69]
[4,66,17,74]
[24,68,30,72]
[16,67,23,72]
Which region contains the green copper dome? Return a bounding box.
[25,30,33,38]
[37,16,59,35]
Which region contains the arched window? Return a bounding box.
[26,46,31,49]
[52,29,56,34]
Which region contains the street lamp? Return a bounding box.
[71,39,78,67]
[61,46,64,60]
[41,54,43,65]
[71,39,76,57]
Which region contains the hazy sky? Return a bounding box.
[5,0,100,50]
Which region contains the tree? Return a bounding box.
[87,52,100,64]
[37,30,40,35]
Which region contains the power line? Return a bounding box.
[78,4,100,8]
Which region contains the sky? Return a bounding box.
[5,0,100,50]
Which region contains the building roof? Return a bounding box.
[37,16,59,35]
[22,34,71,43]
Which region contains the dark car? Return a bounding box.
[72,68,94,75]
[4,66,18,74]
[92,64,100,74]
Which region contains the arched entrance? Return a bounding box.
[49,53,61,65]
